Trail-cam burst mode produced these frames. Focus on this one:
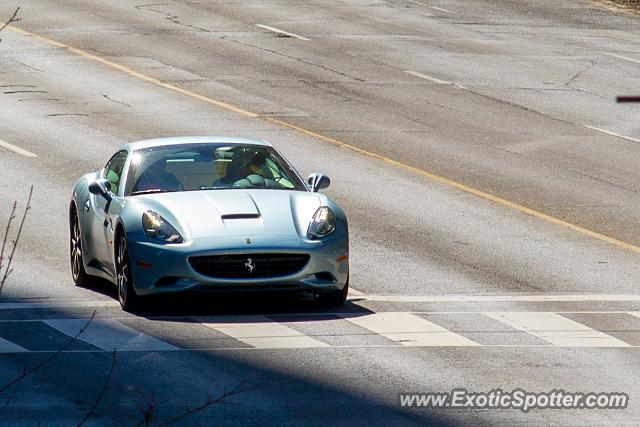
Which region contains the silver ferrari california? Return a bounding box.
[69,137,349,310]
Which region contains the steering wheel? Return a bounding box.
[233,174,266,188]
[245,174,266,186]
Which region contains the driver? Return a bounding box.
[246,152,272,179]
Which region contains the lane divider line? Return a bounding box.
[430,6,456,14]
[404,70,467,89]
[0,138,37,157]
[362,294,640,302]
[8,24,640,255]
[7,26,259,119]
[255,24,310,41]
[404,70,451,85]
[1,310,640,322]
[604,52,640,65]
[581,124,640,144]
[0,300,120,310]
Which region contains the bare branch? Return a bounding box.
[0,7,20,44]
[0,310,96,396]
[0,372,23,411]
[133,390,160,427]
[0,201,17,274]
[0,185,33,293]
[76,349,117,427]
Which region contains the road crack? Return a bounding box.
[3,90,47,94]
[102,94,132,107]
[47,113,89,117]
[221,37,364,82]
[135,3,211,32]
[565,60,596,87]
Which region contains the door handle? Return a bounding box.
[84,200,90,212]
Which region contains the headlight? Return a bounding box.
[307,206,336,239]
[142,211,183,243]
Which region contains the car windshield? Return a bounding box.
[125,143,307,196]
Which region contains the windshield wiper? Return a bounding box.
[131,189,170,195]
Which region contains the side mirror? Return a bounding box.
[89,178,112,200]
[307,173,330,193]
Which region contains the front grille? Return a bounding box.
[189,254,310,279]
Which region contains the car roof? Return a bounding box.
[121,136,273,151]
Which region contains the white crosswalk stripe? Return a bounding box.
[342,312,479,347]
[201,316,330,349]
[0,310,637,352]
[44,319,179,351]
[484,312,630,347]
[0,336,28,353]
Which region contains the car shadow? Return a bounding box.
[136,291,373,317]
[79,277,374,318]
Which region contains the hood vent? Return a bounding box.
[221,213,261,220]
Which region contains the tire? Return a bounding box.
[115,234,141,311]
[70,207,90,287]
[322,275,349,306]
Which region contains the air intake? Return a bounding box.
[220,214,261,220]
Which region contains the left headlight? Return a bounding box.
[307,206,336,239]
[142,210,183,243]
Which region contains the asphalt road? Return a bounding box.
[1,0,640,425]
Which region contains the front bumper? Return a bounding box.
[127,232,349,297]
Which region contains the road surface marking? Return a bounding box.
[343,312,479,346]
[0,138,37,157]
[404,70,452,85]
[405,70,467,89]
[0,300,119,310]
[9,25,640,256]
[44,318,178,351]
[202,316,330,348]
[363,294,640,302]
[255,24,310,41]
[604,52,640,65]
[0,312,639,352]
[485,312,629,347]
[348,287,366,296]
[431,6,456,14]
[581,124,640,144]
[0,336,28,353]
[6,27,258,119]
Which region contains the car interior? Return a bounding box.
[129,146,298,194]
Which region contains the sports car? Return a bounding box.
[69,136,349,311]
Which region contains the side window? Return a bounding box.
[102,151,128,195]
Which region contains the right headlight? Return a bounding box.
[307,206,336,239]
[142,210,183,243]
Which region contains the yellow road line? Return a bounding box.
[8,25,640,255]
[7,26,259,119]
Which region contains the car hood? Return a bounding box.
[133,189,322,240]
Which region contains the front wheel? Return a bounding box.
[115,235,141,311]
[70,208,90,286]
